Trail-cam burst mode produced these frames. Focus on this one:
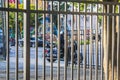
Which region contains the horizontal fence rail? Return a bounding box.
[0,0,120,80]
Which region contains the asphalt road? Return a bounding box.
[0,42,102,70]
[0,42,103,80]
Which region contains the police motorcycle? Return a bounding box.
[44,31,83,64]
[44,42,58,62]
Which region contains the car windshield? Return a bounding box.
[30,37,41,41]
[31,38,35,40]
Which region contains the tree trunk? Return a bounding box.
[103,0,120,80]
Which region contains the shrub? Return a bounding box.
[80,40,90,45]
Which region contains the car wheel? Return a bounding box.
[19,43,23,47]
[92,35,95,40]
[31,43,35,47]
[0,47,3,54]
[46,59,57,62]
[80,53,83,63]
[60,53,64,58]
[98,35,101,41]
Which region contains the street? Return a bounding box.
[0,42,103,80]
[9,41,102,68]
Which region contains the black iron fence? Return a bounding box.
[0,0,120,80]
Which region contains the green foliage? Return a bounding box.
[80,3,85,11]
[8,1,104,38]
[98,16,102,26]
[9,3,15,8]
[9,3,39,10]
[8,3,42,38]
[80,40,90,45]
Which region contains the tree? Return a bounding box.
[8,3,42,38]
[102,0,120,80]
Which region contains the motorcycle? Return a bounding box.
[44,41,83,64]
[44,42,64,62]
[45,47,58,62]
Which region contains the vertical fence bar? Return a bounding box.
[99,24,101,68]
[71,2,74,80]
[83,3,87,80]
[1,1,120,80]
[106,4,109,80]
[101,4,104,80]
[50,1,53,80]
[77,3,80,80]
[95,4,98,80]
[23,0,30,80]
[57,1,60,80]
[89,3,93,80]
[6,0,9,80]
[43,1,46,80]
[15,0,19,80]
[35,0,38,80]
[117,5,120,80]
[112,5,115,80]
[64,2,67,80]
[2,0,6,61]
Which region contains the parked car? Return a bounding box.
[0,29,3,54]
[10,38,15,46]
[0,39,3,54]
[80,29,101,41]
[30,37,43,47]
[18,37,43,47]
[18,38,24,47]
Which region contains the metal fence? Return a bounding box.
[0,0,120,80]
